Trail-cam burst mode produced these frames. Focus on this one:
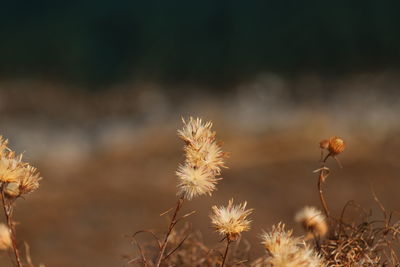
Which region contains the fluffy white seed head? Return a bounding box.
[176,165,218,200]
[177,117,215,146]
[176,117,226,200]
[210,199,253,241]
[261,223,326,267]
[0,137,42,198]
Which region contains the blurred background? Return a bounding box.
[1,1,400,266]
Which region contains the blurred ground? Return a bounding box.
[0,73,399,266]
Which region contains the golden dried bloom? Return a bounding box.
[210,199,253,241]
[289,244,326,267]
[0,136,41,198]
[184,141,226,175]
[19,166,41,195]
[176,165,218,200]
[328,136,345,155]
[176,117,227,200]
[177,117,215,146]
[295,206,328,239]
[0,223,11,250]
[261,223,326,267]
[268,248,325,267]
[261,223,300,256]
[0,157,27,184]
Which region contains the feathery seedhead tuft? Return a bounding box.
[261,223,326,267]
[176,117,227,200]
[178,117,215,146]
[184,141,226,175]
[210,199,252,241]
[295,206,328,240]
[261,223,300,256]
[0,136,42,199]
[176,165,218,200]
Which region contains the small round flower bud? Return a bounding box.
[328,137,345,155]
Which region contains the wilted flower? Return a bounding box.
[176,117,227,200]
[210,199,253,241]
[0,137,41,198]
[295,206,328,239]
[328,137,345,155]
[261,223,326,267]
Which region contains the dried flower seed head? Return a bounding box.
[267,248,325,267]
[201,141,226,174]
[178,117,215,146]
[261,223,326,267]
[0,157,27,184]
[19,166,41,195]
[0,223,11,250]
[176,117,227,200]
[261,223,300,256]
[0,136,42,198]
[184,141,226,175]
[210,199,253,241]
[295,206,328,239]
[328,136,345,155]
[290,244,326,267]
[176,165,218,200]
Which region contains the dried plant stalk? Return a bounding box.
[155,197,184,267]
[221,238,232,267]
[1,185,22,267]
[0,137,42,267]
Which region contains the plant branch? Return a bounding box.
[221,237,232,267]
[155,197,184,267]
[316,156,331,218]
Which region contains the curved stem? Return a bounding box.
[155,197,184,267]
[1,185,23,267]
[221,237,232,267]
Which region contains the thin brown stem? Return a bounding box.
[221,237,232,267]
[1,185,23,267]
[318,171,330,218]
[155,197,184,267]
[317,156,330,218]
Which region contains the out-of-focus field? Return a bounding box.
[0,73,399,266]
